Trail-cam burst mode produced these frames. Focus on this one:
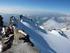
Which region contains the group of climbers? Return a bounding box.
[0,15,14,52]
[0,15,34,52]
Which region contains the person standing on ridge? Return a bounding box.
[0,15,4,36]
[0,15,3,27]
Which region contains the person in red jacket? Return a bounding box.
[5,25,14,37]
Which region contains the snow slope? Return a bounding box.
[47,29,70,53]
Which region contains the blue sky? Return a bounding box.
[0,0,70,14]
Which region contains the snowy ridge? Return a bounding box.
[12,16,70,53]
